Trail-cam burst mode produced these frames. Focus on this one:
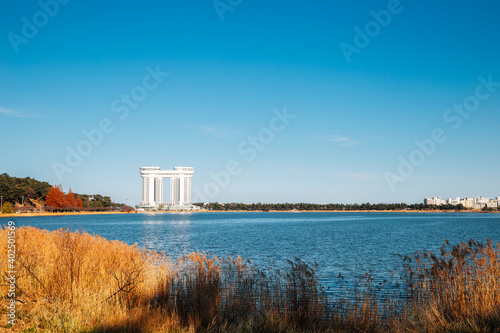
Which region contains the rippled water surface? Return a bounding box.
[3,212,500,287]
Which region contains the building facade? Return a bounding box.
[424,195,500,210]
[139,166,194,210]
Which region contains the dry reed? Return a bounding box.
[1,226,499,332]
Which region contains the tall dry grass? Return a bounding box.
[1,226,500,332]
[0,226,173,331]
[398,238,500,332]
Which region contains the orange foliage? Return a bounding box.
[45,185,65,208]
[64,188,77,208]
[76,195,83,208]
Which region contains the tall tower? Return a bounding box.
[154,177,163,204]
[140,167,161,206]
[170,177,180,205]
[173,167,194,206]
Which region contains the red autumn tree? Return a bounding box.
[120,205,135,213]
[64,188,77,208]
[45,185,65,208]
[75,195,83,208]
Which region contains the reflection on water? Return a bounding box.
[4,212,500,290]
[142,213,194,255]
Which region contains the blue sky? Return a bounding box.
[1,0,499,205]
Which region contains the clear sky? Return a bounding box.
[1,0,499,205]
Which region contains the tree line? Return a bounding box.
[0,173,123,213]
[196,202,470,211]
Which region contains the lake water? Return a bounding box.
[2,212,500,288]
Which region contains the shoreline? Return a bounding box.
[0,209,497,218]
[0,211,135,218]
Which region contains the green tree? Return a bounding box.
[0,173,51,204]
[2,202,14,214]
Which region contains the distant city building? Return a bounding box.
[476,196,490,204]
[424,195,500,210]
[486,201,499,209]
[460,198,476,209]
[424,196,447,206]
[138,166,194,211]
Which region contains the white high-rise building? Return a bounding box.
[170,177,180,205]
[424,195,500,210]
[139,166,194,209]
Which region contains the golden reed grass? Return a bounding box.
[1,226,500,332]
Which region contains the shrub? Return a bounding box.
[1,202,14,214]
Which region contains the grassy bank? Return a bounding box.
[1,227,500,332]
